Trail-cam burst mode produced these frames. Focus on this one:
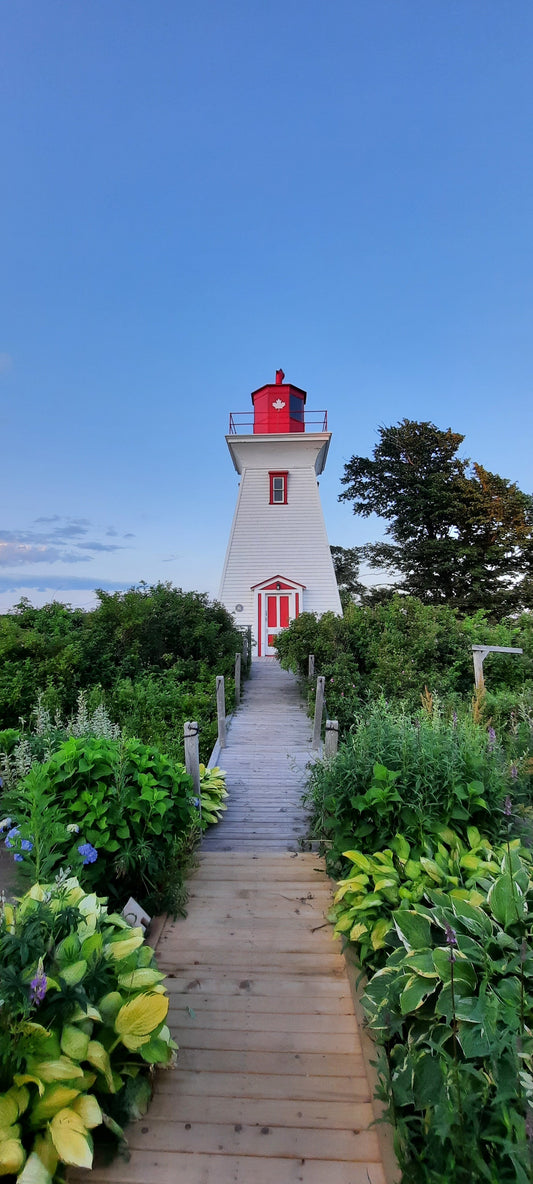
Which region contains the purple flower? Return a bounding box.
[504,796,512,817]
[29,963,47,1006]
[78,842,98,865]
[487,727,496,750]
[510,765,518,780]
[444,921,457,947]
[452,712,458,728]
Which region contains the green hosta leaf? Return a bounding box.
[69,1002,101,1024]
[488,874,527,927]
[55,934,81,968]
[98,991,123,1023]
[433,948,477,989]
[420,857,444,883]
[404,860,422,881]
[350,894,384,912]
[436,983,478,1023]
[49,1108,93,1169]
[27,1058,84,1084]
[394,910,432,951]
[60,1025,90,1063]
[501,850,531,893]
[390,833,410,861]
[450,897,492,938]
[0,1095,19,1128]
[58,960,87,987]
[115,992,169,1050]
[139,1035,174,1064]
[86,1042,114,1091]
[30,1086,81,1126]
[117,967,166,991]
[400,974,437,1014]
[343,851,372,871]
[405,951,438,979]
[81,932,103,960]
[373,877,398,892]
[456,1021,492,1059]
[467,826,482,850]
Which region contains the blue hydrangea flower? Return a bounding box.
[78,842,98,865]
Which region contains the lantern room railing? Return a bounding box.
[228,410,328,434]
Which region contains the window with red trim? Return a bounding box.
[269,471,288,504]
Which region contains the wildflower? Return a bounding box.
[5,826,19,848]
[192,797,200,808]
[0,817,12,832]
[452,711,458,728]
[77,842,98,865]
[20,838,33,851]
[14,854,23,862]
[504,796,512,817]
[487,726,496,750]
[29,960,47,1007]
[66,823,80,834]
[510,765,518,780]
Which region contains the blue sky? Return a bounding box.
[1,0,532,611]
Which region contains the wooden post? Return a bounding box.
[325,719,339,758]
[308,653,315,679]
[216,675,227,749]
[184,721,200,804]
[235,652,242,706]
[312,676,325,749]
[472,645,523,690]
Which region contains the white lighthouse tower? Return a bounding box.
[219,370,342,657]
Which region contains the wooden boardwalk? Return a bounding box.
[72,660,389,1184]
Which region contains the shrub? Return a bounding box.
[2,736,201,916]
[306,700,518,875]
[0,876,176,1181]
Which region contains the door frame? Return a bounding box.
[251,575,305,657]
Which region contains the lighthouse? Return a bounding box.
[219,370,342,657]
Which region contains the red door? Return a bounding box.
[266,594,290,652]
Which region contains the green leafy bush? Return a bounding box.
[306,702,516,874]
[2,736,201,915]
[0,876,176,1181]
[361,846,533,1183]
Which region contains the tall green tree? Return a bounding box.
[330,545,365,608]
[339,419,533,614]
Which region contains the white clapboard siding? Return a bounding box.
[219,433,341,647]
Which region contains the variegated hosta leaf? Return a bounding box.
[115,991,169,1050]
[86,1042,115,1091]
[117,968,165,991]
[27,1057,84,1084]
[104,929,145,961]
[60,1025,90,1062]
[49,1108,93,1169]
[30,1085,81,1126]
[71,1094,103,1130]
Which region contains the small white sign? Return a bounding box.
[122,896,151,932]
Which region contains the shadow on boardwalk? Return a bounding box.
[71,660,390,1184]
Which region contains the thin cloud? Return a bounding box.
[0,575,130,593]
[0,542,90,566]
[76,541,123,552]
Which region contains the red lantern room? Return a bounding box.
[251,368,306,434]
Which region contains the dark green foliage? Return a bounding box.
[339,419,533,614]
[276,597,533,730]
[306,701,515,875]
[330,545,365,608]
[2,736,201,915]
[0,583,243,760]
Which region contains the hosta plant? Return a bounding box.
[0,876,176,1182]
[198,765,228,827]
[327,824,530,973]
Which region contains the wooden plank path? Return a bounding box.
[72,660,389,1184]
